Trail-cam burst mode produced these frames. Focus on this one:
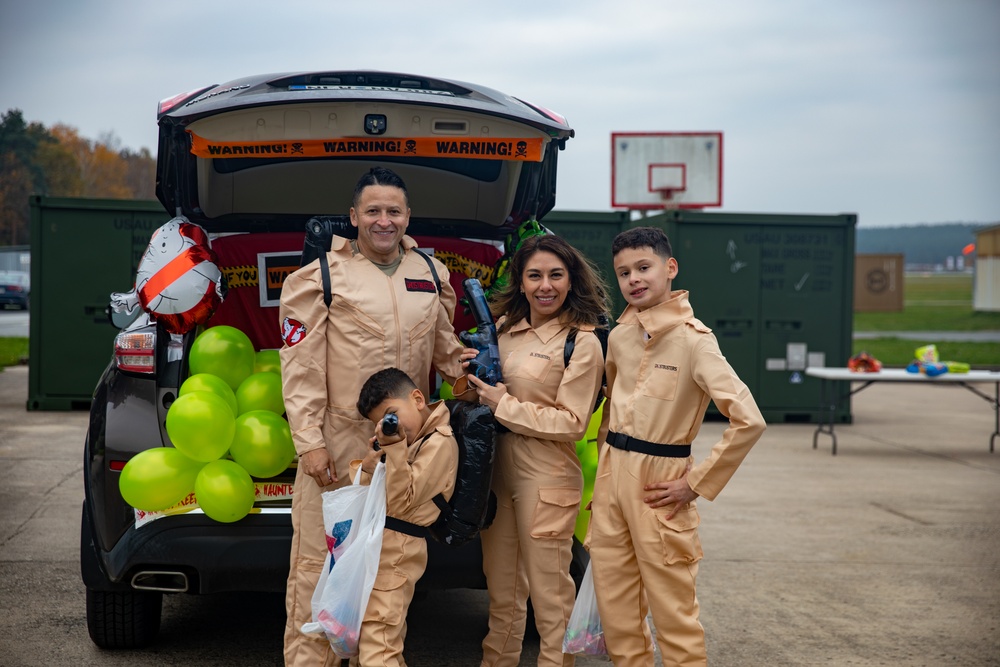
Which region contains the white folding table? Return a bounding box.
[805,367,1000,455]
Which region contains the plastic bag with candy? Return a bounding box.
[301,463,386,658]
[562,561,606,656]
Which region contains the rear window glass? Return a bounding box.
[212,155,503,182]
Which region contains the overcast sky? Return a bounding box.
[2,0,997,228]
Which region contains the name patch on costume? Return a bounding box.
[405,278,437,293]
[654,363,678,371]
[530,352,551,360]
[282,317,307,347]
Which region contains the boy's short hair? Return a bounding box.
[353,166,409,208]
[357,367,418,418]
[612,226,673,259]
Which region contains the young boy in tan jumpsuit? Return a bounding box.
[589,226,766,667]
[350,367,459,667]
[279,168,470,667]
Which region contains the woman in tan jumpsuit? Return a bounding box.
[467,234,609,667]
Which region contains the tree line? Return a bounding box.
[0,109,156,246]
[856,223,987,267]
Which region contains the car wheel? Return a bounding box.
[85,587,163,648]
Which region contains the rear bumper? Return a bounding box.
[0,295,27,308]
[81,501,292,595]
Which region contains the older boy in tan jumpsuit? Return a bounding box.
[590,227,766,667]
[279,168,468,667]
[350,367,459,667]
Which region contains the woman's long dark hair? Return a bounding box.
[490,234,610,335]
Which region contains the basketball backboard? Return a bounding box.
[611,132,723,210]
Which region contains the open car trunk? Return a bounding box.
[155,70,574,240]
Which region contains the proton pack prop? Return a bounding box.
[428,400,497,547]
[111,216,224,334]
[460,278,503,386]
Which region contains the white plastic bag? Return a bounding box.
[302,462,387,658]
[562,560,606,656]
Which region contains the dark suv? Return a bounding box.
[81,70,580,648]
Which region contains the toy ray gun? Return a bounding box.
[459,278,502,386]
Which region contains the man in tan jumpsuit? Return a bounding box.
[279,167,469,667]
[350,367,459,667]
[590,226,766,667]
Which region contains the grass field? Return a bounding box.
[854,273,1000,331]
[0,338,28,369]
[853,273,999,368]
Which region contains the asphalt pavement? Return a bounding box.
[1,363,1000,666]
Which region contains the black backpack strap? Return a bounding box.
[564,319,610,413]
[319,253,332,308]
[432,494,451,518]
[302,218,335,308]
[564,328,579,367]
[412,248,442,294]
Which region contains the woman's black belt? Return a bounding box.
[606,431,691,458]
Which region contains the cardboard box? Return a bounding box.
[854,254,903,312]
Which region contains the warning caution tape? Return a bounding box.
[134,481,295,528]
[189,132,545,162]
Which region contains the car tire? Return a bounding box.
[85,587,163,649]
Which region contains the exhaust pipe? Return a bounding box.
[131,570,189,593]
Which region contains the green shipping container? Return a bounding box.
[28,197,170,410]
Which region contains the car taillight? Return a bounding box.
[157,85,214,115]
[114,331,156,374]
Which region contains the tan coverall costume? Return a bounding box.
[348,400,458,667]
[480,316,605,667]
[590,291,766,667]
[279,235,466,667]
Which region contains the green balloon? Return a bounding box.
[166,391,236,462]
[189,326,256,390]
[255,349,281,375]
[119,447,203,511]
[179,373,238,416]
[575,482,595,544]
[236,372,285,416]
[230,410,296,478]
[195,459,256,523]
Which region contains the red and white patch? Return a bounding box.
[282,317,307,347]
[405,278,436,293]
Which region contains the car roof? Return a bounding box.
[158,70,574,141]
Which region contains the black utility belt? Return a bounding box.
[607,431,691,458]
[385,515,428,539]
